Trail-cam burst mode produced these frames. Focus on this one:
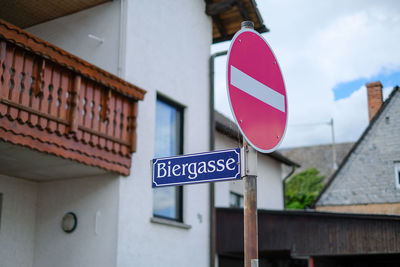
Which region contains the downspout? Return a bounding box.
[209,51,227,149]
[209,50,227,267]
[282,165,296,209]
[118,0,127,78]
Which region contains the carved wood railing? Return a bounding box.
[0,20,145,175]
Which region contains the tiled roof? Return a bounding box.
[315,86,400,206]
[280,142,354,181]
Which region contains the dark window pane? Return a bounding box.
[155,100,177,157]
[153,187,179,219]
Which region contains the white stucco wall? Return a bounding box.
[214,134,240,207]
[27,1,121,76]
[32,175,120,267]
[215,132,284,210]
[21,3,123,266]
[0,175,37,267]
[117,0,212,266]
[0,172,120,267]
[257,154,284,210]
[16,1,213,266]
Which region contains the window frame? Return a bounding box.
[0,193,2,230]
[395,162,400,190]
[152,94,185,222]
[229,191,244,208]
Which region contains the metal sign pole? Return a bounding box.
[228,19,286,267]
[242,139,258,267]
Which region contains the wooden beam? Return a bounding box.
[206,0,236,16]
[69,75,81,134]
[236,0,250,21]
[213,15,228,39]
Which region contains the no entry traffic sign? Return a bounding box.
[227,28,287,153]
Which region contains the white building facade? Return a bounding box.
[19,1,210,266]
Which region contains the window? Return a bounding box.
[229,191,244,208]
[153,96,184,221]
[395,163,400,189]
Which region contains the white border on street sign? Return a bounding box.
[226,28,289,154]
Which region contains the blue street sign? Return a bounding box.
[152,148,241,187]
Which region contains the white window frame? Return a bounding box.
[229,191,244,208]
[0,193,2,229]
[395,163,400,189]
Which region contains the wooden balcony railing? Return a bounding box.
[0,20,146,176]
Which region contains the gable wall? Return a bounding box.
[317,90,400,208]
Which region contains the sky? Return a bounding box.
[211,0,400,149]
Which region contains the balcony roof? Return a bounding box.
[0,141,107,181]
[0,0,111,29]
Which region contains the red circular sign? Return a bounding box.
[227,29,287,153]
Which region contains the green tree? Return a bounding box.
[285,168,325,209]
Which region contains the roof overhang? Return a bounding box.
[205,0,268,43]
[0,0,111,29]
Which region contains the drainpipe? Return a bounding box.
[118,0,127,78]
[209,50,227,267]
[282,164,296,209]
[209,50,227,149]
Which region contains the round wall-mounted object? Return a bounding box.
[61,212,78,233]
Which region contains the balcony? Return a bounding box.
[0,20,146,177]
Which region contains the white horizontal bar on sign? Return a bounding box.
[230,65,285,113]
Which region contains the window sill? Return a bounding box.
[150,217,192,230]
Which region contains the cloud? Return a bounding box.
[333,86,368,143]
[212,0,400,148]
[383,86,394,100]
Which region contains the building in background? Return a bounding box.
[316,82,400,215]
[214,111,299,210]
[281,142,354,182]
[214,85,400,266]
